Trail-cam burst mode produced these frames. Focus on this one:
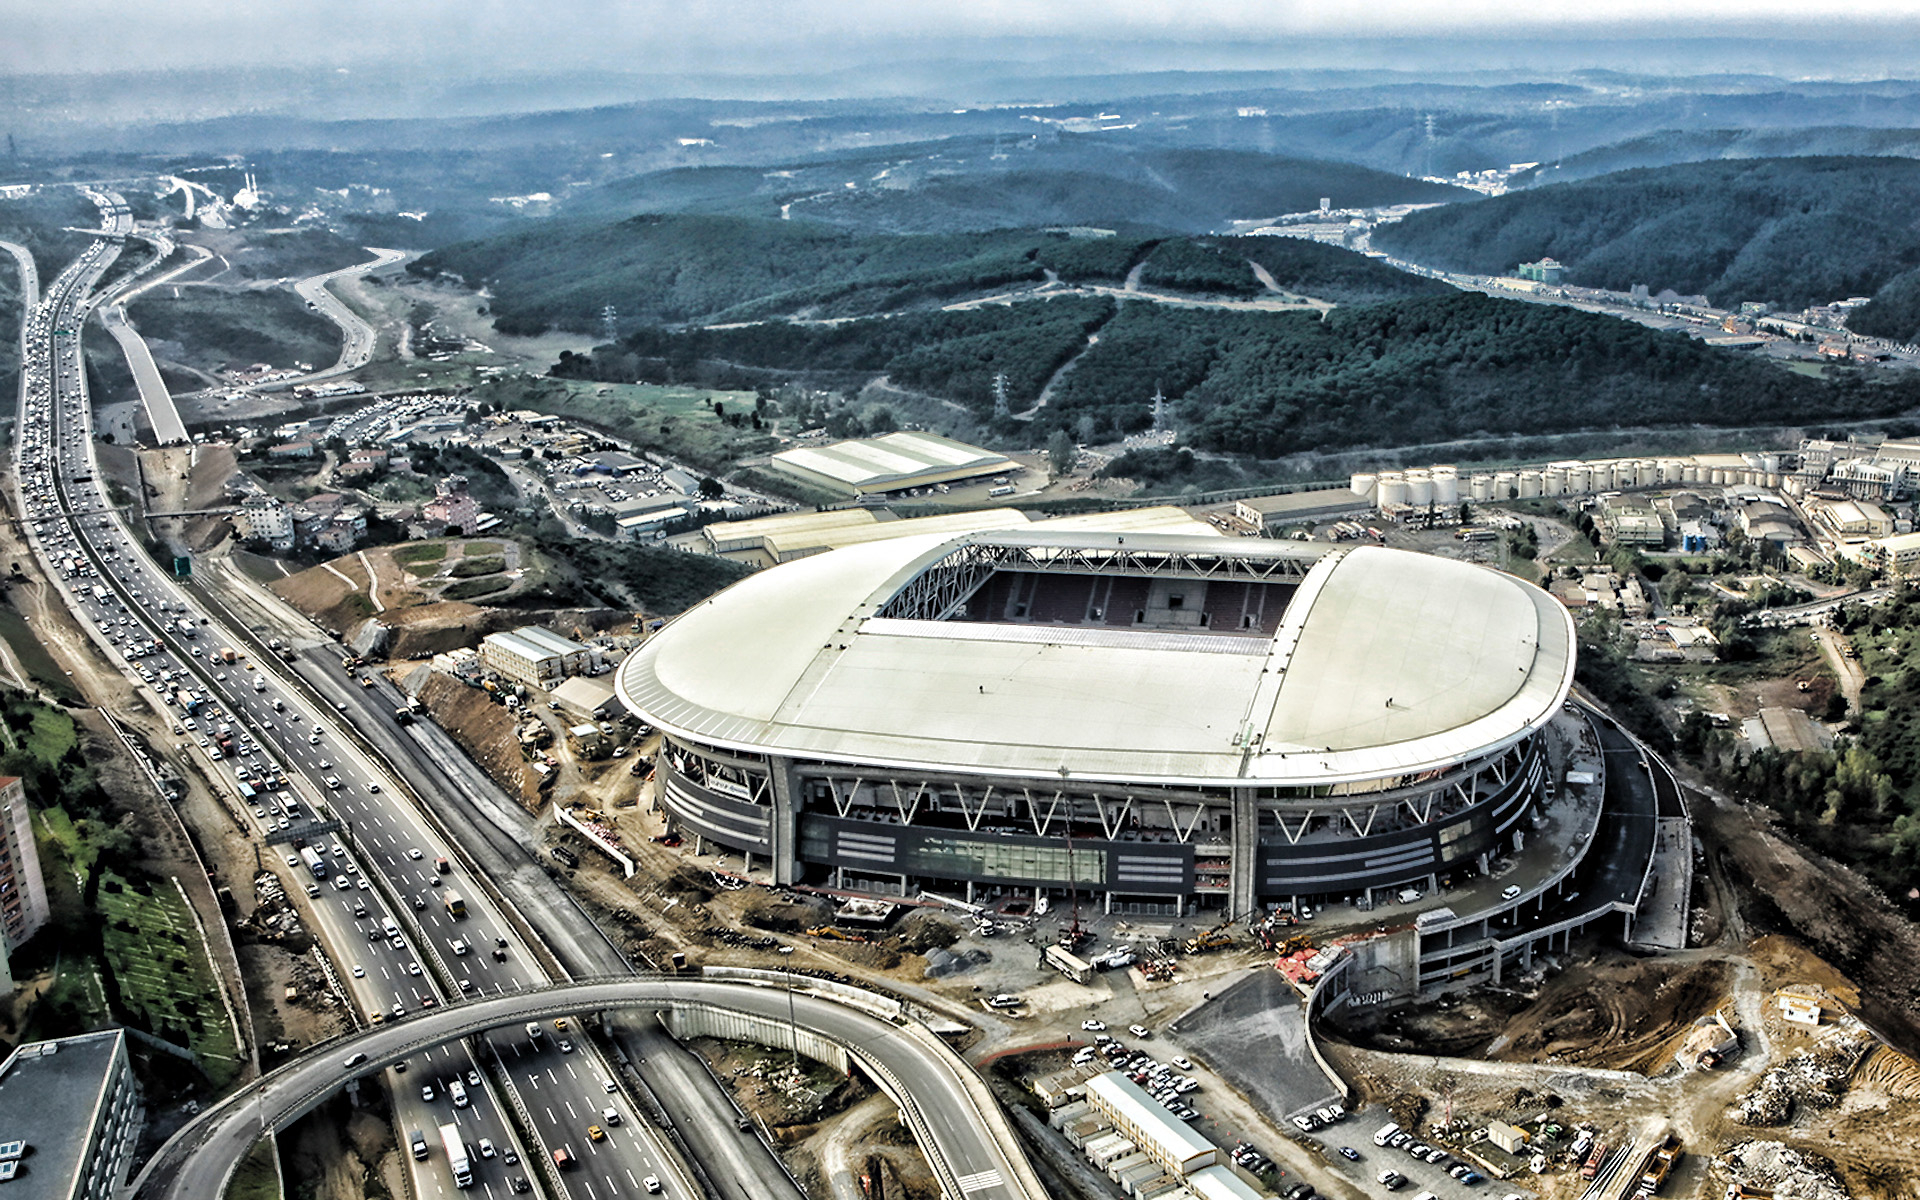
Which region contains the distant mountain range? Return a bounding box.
[565,140,1464,235]
[1372,156,1920,314]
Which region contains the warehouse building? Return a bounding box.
[1084,1071,1217,1176]
[480,627,592,689]
[768,431,1015,498]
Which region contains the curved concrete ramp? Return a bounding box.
[134,974,1045,1200]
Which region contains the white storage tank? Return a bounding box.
[1566,463,1592,494]
[1637,460,1658,488]
[1470,474,1493,502]
[1406,469,1434,507]
[1377,472,1409,508]
[1710,468,1727,485]
[1587,461,1617,490]
[1543,465,1567,495]
[1761,453,1782,473]
[1493,471,1517,499]
[1682,463,1700,483]
[1349,472,1379,503]
[1518,470,1543,498]
[1659,458,1686,484]
[1432,465,1460,505]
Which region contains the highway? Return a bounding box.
[285,247,406,384]
[15,187,1046,1200]
[135,976,1047,1200]
[11,190,684,1200]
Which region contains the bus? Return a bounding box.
[443,892,467,919]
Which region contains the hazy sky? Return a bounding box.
[7,0,1920,77]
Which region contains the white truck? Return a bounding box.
[440,1123,471,1187]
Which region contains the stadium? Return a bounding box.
[615,529,1577,916]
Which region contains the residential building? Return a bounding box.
[0,777,50,992]
[265,439,315,461]
[423,475,480,536]
[232,495,294,551]
[0,1030,142,1199]
[311,508,368,554]
[1516,257,1565,284]
[1861,531,1920,573]
[480,627,591,689]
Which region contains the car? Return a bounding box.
[554,1018,569,1031]
[467,1069,481,1086]
[412,896,427,910]
[408,848,424,860]
[643,1178,662,1195]
[324,776,342,789]
[509,1179,530,1194]
[285,854,299,867]
[588,1125,606,1143]
[391,1001,405,1017]
[406,962,421,977]
[1129,1024,1151,1038]
[252,807,266,819]
[1081,1019,1107,1031]
[1424,1147,1448,1164]
[1376,1170,1406,1190]
[603,1078,618,1093]
[334,876,352,891]
[368,783,380,793]
[318,759,332,769]
[392,1060,407,1073]
[343,1052,368,1068]
[1170,1055,1192,1070]
[1502,884,1523,900]
[1292,1115,1316,1131]
[478,1138,496,1159]
[558,1039,574,1053]
[304,883,321,898]
[421,1085,435,1102]
[1339,1146,1361,1161]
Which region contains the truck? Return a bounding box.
[175,689,201,713]
[91,584,110,603]
[1043,944,1093,984]
[176,619,196,638]
[444,892,467,919]
[1639,1137,1681,1194]
[394,707,415,726]
[219,647,236,663]
[440,1123,471,1187]
[1582,1140,1611,1180]
[300,846,329,879]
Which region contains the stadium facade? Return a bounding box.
[616,530,1576,915]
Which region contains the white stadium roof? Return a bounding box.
[769,431,1013,495]
[617,530,1576,788]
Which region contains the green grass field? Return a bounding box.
[481,376,776,471]
[392,541,448,564]
[226,1137,283,1200]
[442,575,513,601]
[0,693,77,761]
[97,870,242,1089]
[0,608,83,704]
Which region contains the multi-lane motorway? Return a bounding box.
[11,192,689,1200]
[10,186,1047,1200]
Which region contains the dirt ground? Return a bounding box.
[1339,951,1734,1074]
[282,1095,404,1200]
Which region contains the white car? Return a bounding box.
[408,848,424,860]
[351,964,365,978]
[1081,1019,1107,1032]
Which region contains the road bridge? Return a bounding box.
[134,973,1046,1200]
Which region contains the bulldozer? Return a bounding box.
[804,925,870,943]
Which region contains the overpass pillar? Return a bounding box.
[1229,788,1258,916]
[765,757,803,886]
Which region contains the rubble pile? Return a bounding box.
[240,871,306,941]
[1730,1030,1873,1125]
[1720,1141,1853,1200]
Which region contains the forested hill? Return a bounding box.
[567,141,1467,235]
[554,289,1920,459]
[409,215,1446,335]
[1371,157,1920,312]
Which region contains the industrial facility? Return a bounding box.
[616,529,1576,915]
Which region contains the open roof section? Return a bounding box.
[618,530,1576,789]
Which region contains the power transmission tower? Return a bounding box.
[600,304,618,345]
[992,372,1010,419]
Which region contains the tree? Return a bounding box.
[698,476,725,499]
[1047,431,1077,476]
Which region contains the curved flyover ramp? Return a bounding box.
[134,975,1044,1200]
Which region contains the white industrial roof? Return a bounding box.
[616,530,1575,788]
[771,431,1012,493]
[1084,1072,1216,1168]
